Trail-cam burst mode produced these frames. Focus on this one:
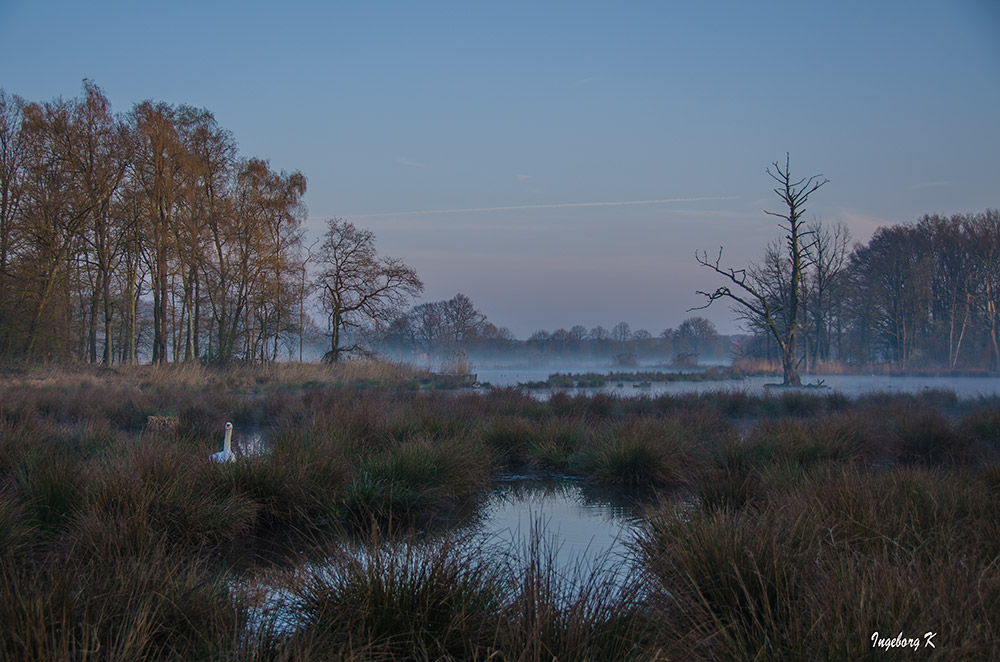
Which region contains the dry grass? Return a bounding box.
[251,524,654,661]
[639,464,1000,660]
[1,364,997,659]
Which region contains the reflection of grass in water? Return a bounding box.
[253,521,651,660]
[489,475,649,521]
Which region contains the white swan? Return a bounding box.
[210,422,236,463]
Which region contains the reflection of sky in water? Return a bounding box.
[465,477,642,581]
[247,478,647,634]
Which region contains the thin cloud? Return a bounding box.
[396,157,426,168]
[351,196,736,218]
[569,76,605,87]
[911,180,949,190]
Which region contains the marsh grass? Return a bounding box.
[961,402,1000,451]
[0,544,243,661]
[525,418,590,471]
[894,409,977,465]
[344,437,494,525]
[580,417,709,487]
[2,365,998,659]
[283,534,505,659]
[252,523,653,661]
[639,464,1000,660]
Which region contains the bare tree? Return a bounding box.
[19,97,96,357]
[847,224,933,369]
[675,316,719,358]
[0,91,27,353]
[804,220,850,365]
[67,81,128,364]
[130,101,184,363]
[589,325,610,342]
[612,321,632,344]
[443,293,486,344]
[695,155,827,385]
[314,219,422,362]
[969,210,1000,371]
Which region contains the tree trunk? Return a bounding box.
[782,331,801,385]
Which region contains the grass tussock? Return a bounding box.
[344,436,494,525]
[581,417,710,487]
[0,541,243,661]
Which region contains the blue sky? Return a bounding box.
[2,1,998,337]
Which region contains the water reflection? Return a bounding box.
[246,477,647,635]
[469,476,642,576]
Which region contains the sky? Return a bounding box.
[1,0,998,338]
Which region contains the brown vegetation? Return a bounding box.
[0,365,998,659]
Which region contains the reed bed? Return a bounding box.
[0,364,997,659]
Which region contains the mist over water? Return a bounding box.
[471,362,1000,400]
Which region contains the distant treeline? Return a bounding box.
[370,298,729,366]
[375,212,1000,374]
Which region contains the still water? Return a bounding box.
[464,476,643,581]
[475,366,1000,399]
[249,477,646,633]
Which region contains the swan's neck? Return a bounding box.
[224,427,232,453]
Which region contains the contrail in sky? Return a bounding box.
[352,196,735,218]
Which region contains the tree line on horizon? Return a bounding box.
[2,85,997,371]
[370,299,729,366]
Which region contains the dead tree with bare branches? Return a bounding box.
[694,155,828,385]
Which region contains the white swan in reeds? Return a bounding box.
[210,422,236,463]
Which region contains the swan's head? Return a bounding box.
[225,422,233,431]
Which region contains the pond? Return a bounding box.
[463,475,643,581]
[247,476,649,634]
